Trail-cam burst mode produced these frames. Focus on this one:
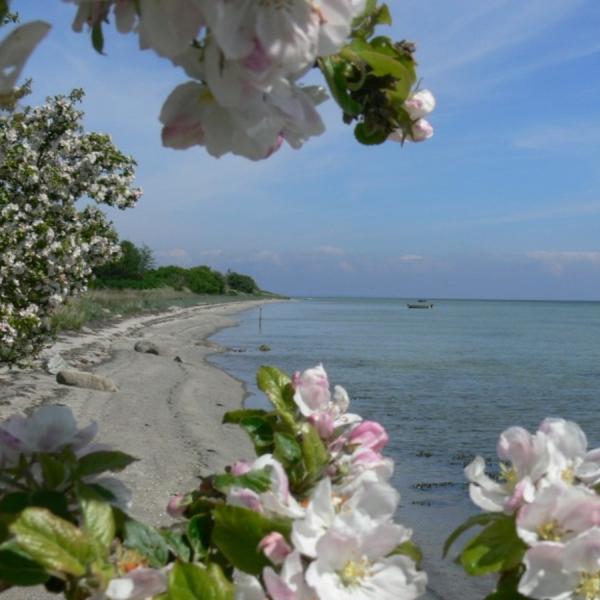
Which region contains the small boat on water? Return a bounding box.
[407,299,434,309]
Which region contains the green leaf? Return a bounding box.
[91,23,104,54]
[391,540,423,568]
[222,409,270,424]
[238,416,275,453]
[81,496,115,554]
[213,469,272,494]
[38,455,67,489]
[168,561,233,600]
[354,122,388,145]
[256,366,296,414]
[443,512,501,558]
[186,514,212,559]
[77,450,137,478]
[485,568,528,599]
[212,505,291,575]
[319,57,363,117]
[273,432,302,466]
[459,516,526,576]
[10,508,94,577]
[0,543,49,586]
[300,423,329,485]
[375,4,392,26]
[0,491,70,522]
[123,519,169,568]
[161,529,191,562]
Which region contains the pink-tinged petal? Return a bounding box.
[241,38,273,74]
[105,567,167,599]
[293,364,331,416]
[519,543,575,600]
[539,418,587,461]
[0,21,50,93]
[160,82,206,149]
[166,493,187,519]
[348,421,389,453]
[578,448,600,484]
[231,460,252,476]
[233,571,267,600]
[258,532,292,565]
[228,488,263,512]
[464,456,507,512]
[308,412,334,440]
[403,89,436,120]
[137,0,205,59]
[562,528,600,573]
[263,567,295,600]
[408,118,433,142]
[504,477,534,514]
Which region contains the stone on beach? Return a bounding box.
[259,344,271,352]
[43,353,69,375]
[56,370,119,392]
[134,340,162,355]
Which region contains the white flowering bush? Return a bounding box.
[447,418,600,599]
[0,365,427,599]
[0,89,141,363]
[1,0,435,162]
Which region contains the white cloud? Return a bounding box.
[527,250,600,274]
[396,254,423,263]
[316,245,345,256]
[514,124,600,150]
[339,260,356,273]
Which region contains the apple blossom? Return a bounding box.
[516,484,600,546]
[259,532,293,566]
[403,89,436,120]
[306,525,426,600]
[519,529,600,600]
[105,566,168,599]
[0,404,97,465]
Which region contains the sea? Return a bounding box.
[209,297,600,599]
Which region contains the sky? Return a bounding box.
[11,1,600,299]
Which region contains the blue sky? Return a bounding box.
[13,1,600,299]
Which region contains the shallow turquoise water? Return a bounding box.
[210,298,600,599]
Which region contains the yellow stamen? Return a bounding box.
[562,466,576,485]
[500,463,518,489]
[339,557,371,587]
[536,519,565,542]
[575,572,600,599]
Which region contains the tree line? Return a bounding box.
[93,240,260,295]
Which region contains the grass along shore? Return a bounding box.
[51,288,286,333]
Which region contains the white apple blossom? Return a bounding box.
[519,529,600,600]
[466,419,600,515]
[306,525,426,600]
[292,476,399,557]
[104,566,168,599]
[0,404,96,466]
[0,90,140,363]
[227,454,304,518]
[516,483,600,546]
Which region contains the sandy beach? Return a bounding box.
[0,299,277,598]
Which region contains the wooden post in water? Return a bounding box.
[259,307,262,332]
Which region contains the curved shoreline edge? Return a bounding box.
[0,298,281,514]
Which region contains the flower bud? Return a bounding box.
[166,494,188,519]
[349,421,389,453]
[409,119,434,142]
[258,532,292,565]
[403,89,436,119]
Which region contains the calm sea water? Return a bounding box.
[210,298,600,599]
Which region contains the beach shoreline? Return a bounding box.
[0,299,280,521]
